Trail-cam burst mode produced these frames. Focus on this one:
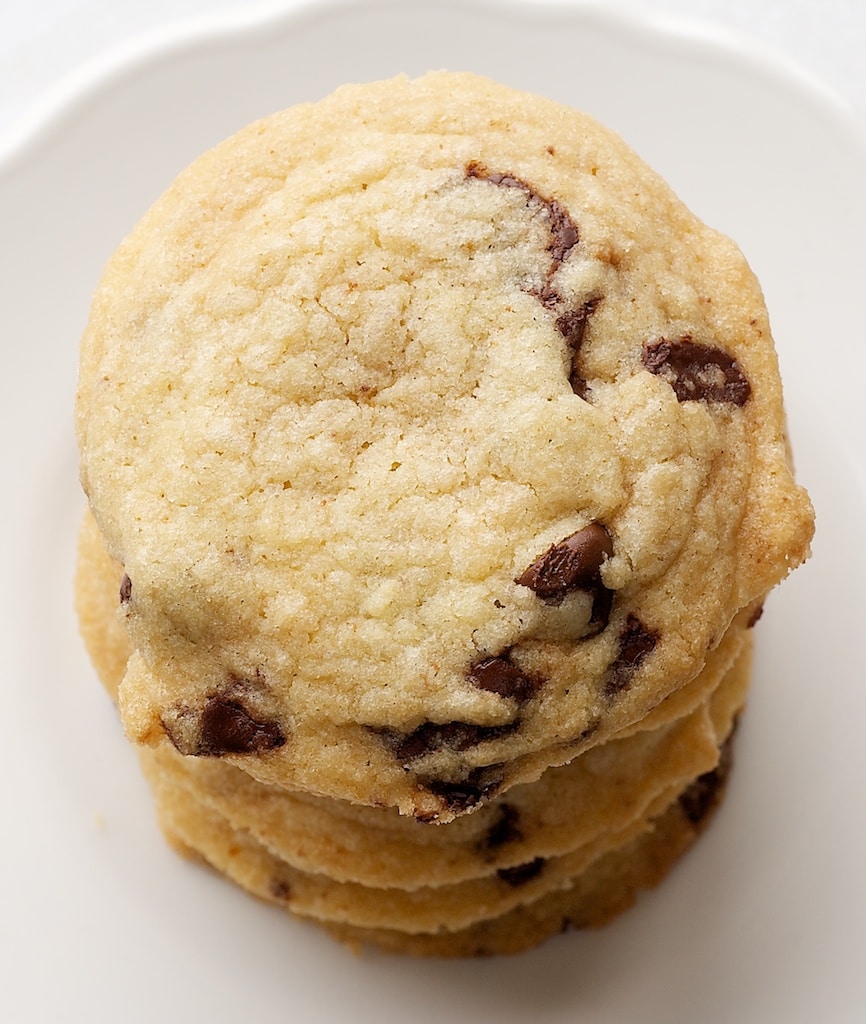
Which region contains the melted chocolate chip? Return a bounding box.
[516,524,614,624]
[590,588,615,634]
[391,720,518,765]
[465,162,603,401]
[466,162,579,270]
[119,574,132,604]
[679,732,734,825]
[556,300,598,398]
[604,613,660,697]
[556,306,593,348]
[269,878,292,902]
[545,199,580,264]
[481,804,523,852]
[423,766,505,814]
[642,337,751,405]
[497,857,545,887]
[197,697,286,756]
[469,653,543,702]
[472,168,524,190]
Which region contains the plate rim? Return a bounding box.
[3,0,866,175]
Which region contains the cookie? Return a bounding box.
[76,505,748,946]
[76,506,750,890]
[327,738,737,957]
[143,691,715,898]
[76,71,812,821]
[142,656,744,938]
[145,724,739,951]
[74,508,131,701]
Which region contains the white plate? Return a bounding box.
[2,1,864,1020]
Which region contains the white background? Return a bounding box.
[2,0,866,141]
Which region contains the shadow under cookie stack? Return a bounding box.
[74,72,813,956]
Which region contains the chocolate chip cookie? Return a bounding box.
[76,505,750,889]
[76,71,811,819]
[75,70,812,953]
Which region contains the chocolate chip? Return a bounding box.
[469,653,543,702]
[470,167,524,190]
[480,804,523,852]
[589,588,615,633]
[642,337,751,405]
[556,300,598,398]
[516,524,614,617]
[422,766,505,814]
[556,307,592,345]
[545,199,580,264]
[497,857,545,887]
[119,574,132,604]
[390,720,518,765]
[679,731,735,825]
[604,613,659,696]
[465,162,579,273]
[269,878,292,902]
[197,697,286,756]
[465,162,605,402]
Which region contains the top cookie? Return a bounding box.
[76,71,813,819]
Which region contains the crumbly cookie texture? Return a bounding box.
[76,71,812,821]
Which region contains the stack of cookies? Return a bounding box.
[74,72,814,956]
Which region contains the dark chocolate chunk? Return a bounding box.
[480,803,523,852]
[589,587,615,633]
[516,523,614,613]
[469,653,543,702]
[497,857,545,887]
[679,731,735,825]
[119,574,132,604]
[422,766,505,815]
[604,613,659,697]
[391,720,518,765]
[642,337,751,405]
[197,696,286,756]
